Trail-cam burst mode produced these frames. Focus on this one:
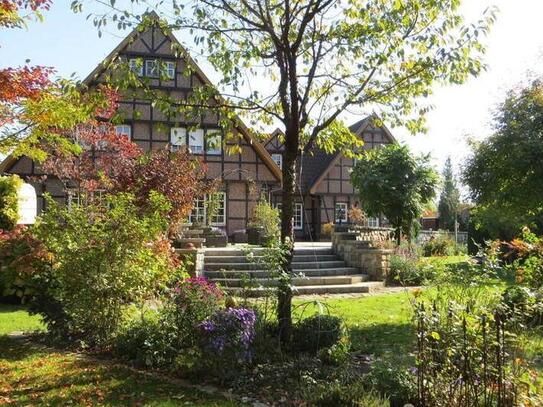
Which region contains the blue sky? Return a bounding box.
[3,0,543,182]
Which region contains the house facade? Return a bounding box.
[1,13,397,241]
[265,116,396,240]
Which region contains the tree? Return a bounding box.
[81,0,496,341]
[1,1,117,161]
[112,148,215,230]
[351,144,438,245]
[438,157,460,231]
[463,79,543,239]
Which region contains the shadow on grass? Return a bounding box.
[349,322,414,357]
[0,336,239,407]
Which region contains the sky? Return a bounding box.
[2,0,543,178]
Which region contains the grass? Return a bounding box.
[295,290,415,356]
[0,304,242,406]
[0,303,45,335]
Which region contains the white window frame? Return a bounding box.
[209,192,226,226]
[366,217,380,228]
[188,193,227,226]
[163,61,175,79]
[188,128,204,154]
[115,124,131,140]
[294,202,303,230]
[271,153,282,169]
[129,58,143,76]
[170,127,186,151]
[335,202,348,224]
[206,129,222,155]
[189,196,206,224]
[145,59,159,78]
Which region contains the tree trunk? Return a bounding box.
[396,226,402,246]
[277,124,299,344]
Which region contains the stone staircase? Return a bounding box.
[203,246,384,296]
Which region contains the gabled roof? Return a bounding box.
[306,115,396,194]
[84,11,282,182]
[1,12,282,181]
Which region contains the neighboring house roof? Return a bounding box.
[305,114,397,194]
[1,11,282,182]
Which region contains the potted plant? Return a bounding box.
[247,199,280,246]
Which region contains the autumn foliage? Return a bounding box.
[0,0,52,28]
[112,147,215,227]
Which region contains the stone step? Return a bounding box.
[204,261,346,271]
[221,281,385,296]
[203,254,339,264]
[211,274,369,288]
[203,247,333,257]
[205,267,366,279]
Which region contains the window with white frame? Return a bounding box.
[170,127,186,151]
[335,202,348,224]
[188,193,226,225]
[129,58,143,76]
[115,125,131,140]
[145,59,159,77]
[209,192,226,225]
[366,217,380,228]
[271,153,282,169]
[163,61,175,79]
[206,130,222,155]
[68,190,106,209]
[189,196,206,224]
[294,203,303,230]
[188,129,204,153]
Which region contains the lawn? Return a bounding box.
[0,304,242,407]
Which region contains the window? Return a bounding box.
[170,127,186,151]
[271,153,282,169]
[209,192,226,225]
[129,58,143,76]
[206,130,222,155]
[145,60,159,77]
[335,202,348,224]
[115,125,131,140]
[189,196,206,224]
[68,190,106,209]
[366,217,380,228]
[188,129,204,153]
[188,193,226,226]
[294,203,303,230]
[163,61,175,79]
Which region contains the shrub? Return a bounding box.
[248,199,280,246]
[422,234,454,256]
[115,313,179,368]
[361,358,416,406]
[164,277,223,348]
[28,192,177,348]
[0,175,22,231]
[199,307,256,380]
[501,285,543,326]
[292,314,344,353]
[0,226,51,302]
[387,254,434,286]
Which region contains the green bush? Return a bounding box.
[422,235,454,256]
[292,314,344,353]
[27,192,178,348]
[0,175,22,231]
[361,358,416,406]
[248,199,280,246]
[115,313,179,368]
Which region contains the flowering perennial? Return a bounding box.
[199,307,256,361]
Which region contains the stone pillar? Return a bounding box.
[174,248,205,277]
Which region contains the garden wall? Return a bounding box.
[333,225,468,245]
